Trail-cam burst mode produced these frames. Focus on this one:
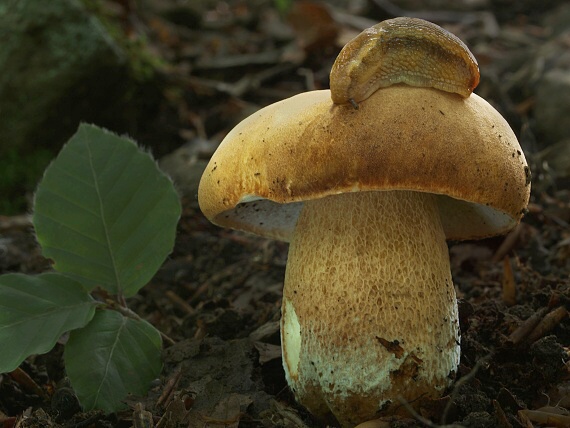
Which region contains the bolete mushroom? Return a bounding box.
[198,24,530,428]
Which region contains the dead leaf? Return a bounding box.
[287,1,338,51]
[253,341,282,364]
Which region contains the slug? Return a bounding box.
[330,17,480,107]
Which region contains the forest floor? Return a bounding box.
[1,1,569,427]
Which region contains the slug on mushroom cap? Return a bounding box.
[198,17,530,427]
[330,17,480,107]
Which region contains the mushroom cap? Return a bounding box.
[198,86,530,241]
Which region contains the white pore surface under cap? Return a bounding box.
[227,193,516,243]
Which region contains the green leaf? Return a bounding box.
[0,273,96,373]
[33,124,181,297]
[64,309,162,413]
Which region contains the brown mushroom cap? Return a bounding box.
[198,86,530,241]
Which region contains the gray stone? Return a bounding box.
[0,0,129,154]
[533,8,570,145]
[535,68,570,144]
[535,139,570,179]
[159,142,210,207]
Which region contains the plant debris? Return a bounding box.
[1,0,569,427]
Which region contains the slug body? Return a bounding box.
[330,17,480,106]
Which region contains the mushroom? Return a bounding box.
[198,86,530,426]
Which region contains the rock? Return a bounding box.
[533,6,570,145]
[0,0,148,154]
[0,0,161,213]
[534,139,570,179]
[535,68,570,144]
[159,141,210,206]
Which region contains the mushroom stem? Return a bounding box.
[281,190,460,427]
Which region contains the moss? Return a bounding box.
[0,0,165,213]
[79,0,166,84]
[0,148,53,214]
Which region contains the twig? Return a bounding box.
[8,367,47,399]
[370,0,470,22]
[353,418,391,427]
[165,290,195,315]
[112,302,176,346]
[367,0,500,37]
[527,306,568,343]
[397,396,465,427]
[508,307,548,345]
[441,355,492,424]
[187,260,249,304]
[519,408,570,427]
[502,256,516,306]
[493,224,524,263]
[0,214,32,232]
[132,402,155,428]
[508,308,548,345]
[492,399,511,428]
[156,364,183,408]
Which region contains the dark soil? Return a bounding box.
[1,1,569,427]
